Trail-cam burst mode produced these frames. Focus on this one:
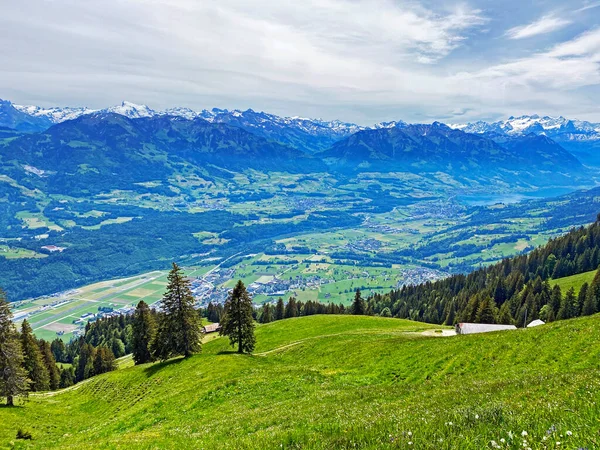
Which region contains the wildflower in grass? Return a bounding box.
[566,431,572,436]
[490,440,500,448]
[500,438,506,443]
[556,442,560,446]
[522,431,528,437]
[408,442,413,445]
[475,414,479,419]
[547,425,556,435]
[407,431,412,437]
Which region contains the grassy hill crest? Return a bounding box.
[2,314,599,449]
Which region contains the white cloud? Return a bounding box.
[506,14,571,40]
[0,0,599,124]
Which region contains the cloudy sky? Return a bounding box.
[1,0,600,124]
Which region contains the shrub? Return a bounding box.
[16,429,33,440]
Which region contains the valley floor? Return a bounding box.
[1,315,599,449]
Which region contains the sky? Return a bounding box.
[1,0,600,125]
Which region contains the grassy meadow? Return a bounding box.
[1,314,599,449]
[550,269,597,295]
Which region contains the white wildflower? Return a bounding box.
[522,431,528,437]
[566,431,572,436]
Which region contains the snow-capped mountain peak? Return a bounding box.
[451,115,600,141]
[12,104,97,123]
[104,101,155,119]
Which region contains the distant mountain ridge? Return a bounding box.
[452,115,600,166]
[320,121,586,185]
[0,113,323,196]
[452,114,600,140]
[2,97,599,167]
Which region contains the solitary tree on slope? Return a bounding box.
[132,300,156,365]
[220,280,256,354]
[153,263,202,360]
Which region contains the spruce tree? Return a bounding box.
[220,280,256,354]
[275,298,285,321]
[21,320,49,392]
[589,266,600,312]
[39,339,60,390]
[582,284,598,316]
[0,290,29,405]
[153,263,202,360]
[59,366,75,389]
[132,300,156,365]
[498,302,513,325]
[475,297,497,324]
[284,297,298,319]
[93,346,116,375]
[557,287,576,320]
[260,304,274,323]
[50,338,66,363]
[577,282,589,316]
[76,342,95,382]
[351,289,365,315]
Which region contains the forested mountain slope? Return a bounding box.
[368,215,600,325]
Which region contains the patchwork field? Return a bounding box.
[11,267,209,342]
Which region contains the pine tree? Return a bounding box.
[351,289,365,315]
[0,290,29,405]
[275,298,285,321]
[557,287,576,320]
[582,283,598,316]
[153,263,202,360]
[260,304,274,323]
[59,366,75,389]
[284,297,298,318]
[220,280,256,354]
[132,301,156,365]
[577,282,589,317]
[20,320,49,392]
[589,266,600,312]
[549,285,562,316]
[76,342,95,382]
[498,302,513,325]
[38,339,60,390]
[50,338,66,363]
[475,297,497,324]
[93,346,116,375]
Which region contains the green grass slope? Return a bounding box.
[550,269,596,295]
[1,315,600,449]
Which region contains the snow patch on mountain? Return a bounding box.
[13,104,97,123]
[451,115,600,141]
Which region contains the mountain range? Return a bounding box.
[0,97,597,197]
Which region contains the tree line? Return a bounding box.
[363,215,600,326]
[1,263,257,405]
